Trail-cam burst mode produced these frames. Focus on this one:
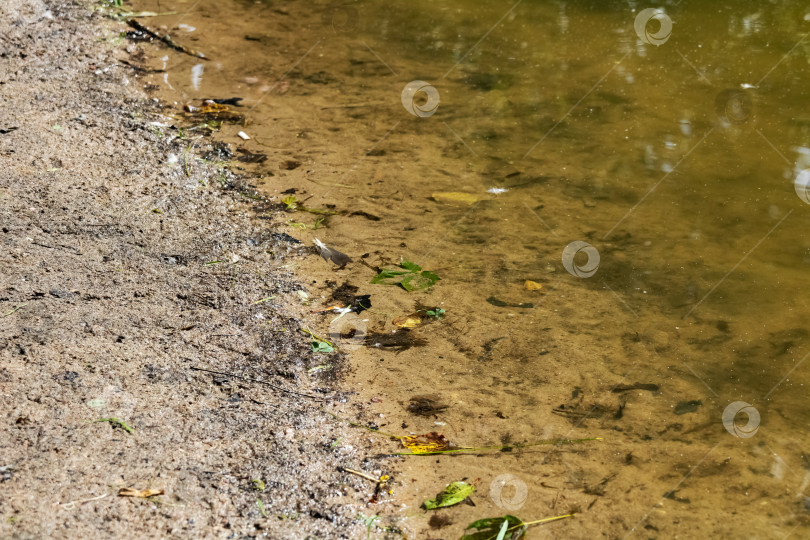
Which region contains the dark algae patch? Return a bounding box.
[674,400,703,416]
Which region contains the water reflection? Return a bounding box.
[128,0,810,536]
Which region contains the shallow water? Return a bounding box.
[127,0,810,536]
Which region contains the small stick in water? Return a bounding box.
[128,19,208,60]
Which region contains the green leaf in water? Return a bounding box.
[282,196,337,215]
[282,195,299,210]
[371,260,440,292]
[399,260,422,273]
[421,481,474,510]
[461,515,527,540]
[311,341,334,354]
[400,270,440,292]
[288,216,325,230]
[370,267,410,282]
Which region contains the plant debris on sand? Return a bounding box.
[0,1,384,537]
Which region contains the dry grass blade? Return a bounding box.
[118,488,164,498]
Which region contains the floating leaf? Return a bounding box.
[422,481,475,510]
[425,308,445,319]
[282,196,338,215]
[181,98,244,122]
[311,341,334,354]
[282,195,299,210]
[288,217,325,230]
[464,513,576,538]
[399,260,422,272]
[371,260,440,292]
[399,432,453,454]
[432,192,479,205]
[401,270,440,292]
[462,515,527,540]
[524,280,543,291]
[371,268,409,282]
[496,520,509,540]
[392,314,422,328]
[184,100,230,114]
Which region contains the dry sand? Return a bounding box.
[0,1,389,537]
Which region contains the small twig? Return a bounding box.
[320,103,387,110]
[184,142,192,177]
[114,10,177,18]
[2,304,26,318]
[301,327,333,347]
[340,467,379,483]
[190,367,331,401]
[252,296,276,305]
[30,241,81,255]
[118,59,165,74]
[58,493,109,509]
[127,19,208,60]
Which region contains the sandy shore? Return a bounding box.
[0,1,386,537]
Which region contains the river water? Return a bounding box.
[126,0,810,537]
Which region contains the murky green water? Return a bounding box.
[127,0,810,536]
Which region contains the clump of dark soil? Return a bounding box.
[0,1,385,537]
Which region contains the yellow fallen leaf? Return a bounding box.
[392,315,422,328]
[431,192,478,205]
[398,432,454,454]
[118,488,164,498]
[524,280,543,291]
